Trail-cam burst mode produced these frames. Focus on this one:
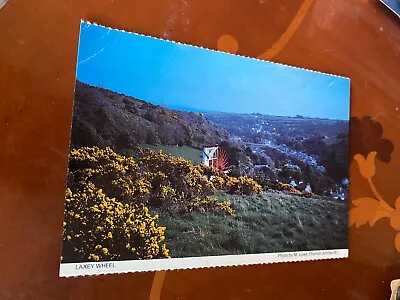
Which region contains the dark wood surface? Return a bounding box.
[1,0,400,299]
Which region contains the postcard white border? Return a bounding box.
[60,249,348,277]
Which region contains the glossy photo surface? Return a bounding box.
[59,21,350,277]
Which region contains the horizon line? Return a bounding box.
[75,79,350,122]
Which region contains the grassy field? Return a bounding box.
[140,144,203,164]
[152,191,347,258]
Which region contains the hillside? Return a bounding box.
[70,81,229,152]
[205,112,349,196]
[63,144,347,263]
[154,191,347,257]
[69,81,349,199]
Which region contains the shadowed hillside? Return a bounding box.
[70,81,229,152]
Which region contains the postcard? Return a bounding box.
[59,21,350,277]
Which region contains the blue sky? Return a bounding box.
[76,21,350,120]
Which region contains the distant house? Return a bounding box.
[201,144,219,168]
[330,186,347,200]
[289,180,312,193]
[201,144,231,172]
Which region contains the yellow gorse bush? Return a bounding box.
[68,146,241,213]
[63,182,169,262]
[264,181,313,197]
[225,176,263,195]
[69,146,261,208]
[137,149,216,203]
[198,164,263,196]
[64,146,263,261]
[187,196,235,216]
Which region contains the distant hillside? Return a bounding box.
[204,112,349,143]
[204,111,349,193]
[70,81,229,152]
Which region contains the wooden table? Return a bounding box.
[1,0,400,299]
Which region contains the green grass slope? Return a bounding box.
[140,144,203,164]
[153,191,347,258]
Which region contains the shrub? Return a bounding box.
[210,175,226,190]
[264,181,304,195]
[278,183,302,194]
[187,196,235,216]
[225,176,263,195]
[301,190,313,198]
[197,164,220,178]
[67,146,233,215]
[67,146,150,204]
[137,149,216,206]
[253,167,278,188]
[146,130,159,145]
[62,182,169,262]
